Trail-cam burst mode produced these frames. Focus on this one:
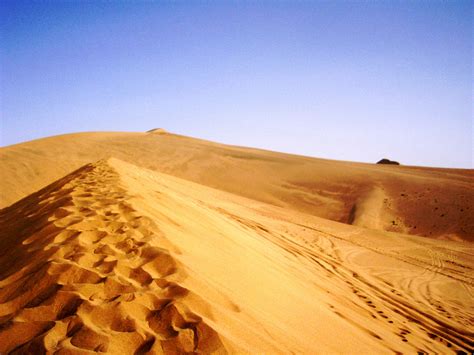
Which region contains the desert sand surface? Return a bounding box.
[0,132,473,353]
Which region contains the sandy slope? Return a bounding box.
[0,158,472,353]
[1,130,473,241]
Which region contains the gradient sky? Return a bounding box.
[1,1,472,168]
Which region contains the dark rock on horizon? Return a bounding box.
[377,158,400,165]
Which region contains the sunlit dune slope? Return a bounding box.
[0,158,472,353]
[1,131,472,241]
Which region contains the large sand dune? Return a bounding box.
[1,131,473,241]
[0,132,473,353]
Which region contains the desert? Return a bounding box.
[2,1,472,353]
[0,130,473,353]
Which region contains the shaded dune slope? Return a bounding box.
[1,131,473,241]
[1,158,473,353]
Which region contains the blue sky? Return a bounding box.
[1,1,472,168]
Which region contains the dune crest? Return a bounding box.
[1,158,473,353]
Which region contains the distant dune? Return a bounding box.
[1,131,472,241]
[0,132,473,353]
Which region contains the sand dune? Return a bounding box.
[0,157,473,353]
[1,131,473,241]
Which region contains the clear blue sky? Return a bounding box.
[1,1,472,168]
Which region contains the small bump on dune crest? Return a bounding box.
[146,128,168,134]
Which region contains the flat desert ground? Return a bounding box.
[0,129,473,354]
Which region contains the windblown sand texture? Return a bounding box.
[0,131,473,353]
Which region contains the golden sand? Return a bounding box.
[0,132,473,353]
